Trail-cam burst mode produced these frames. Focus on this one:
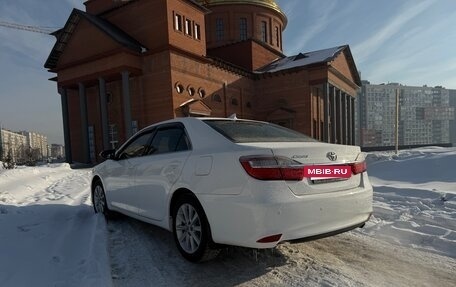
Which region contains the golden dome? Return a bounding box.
[197,0,287,25]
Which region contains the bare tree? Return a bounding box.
[2,149,16,169]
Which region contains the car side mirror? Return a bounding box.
[100,149,117,160]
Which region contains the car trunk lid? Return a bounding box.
[238,142,364,195]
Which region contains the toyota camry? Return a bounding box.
[91,117,373,262]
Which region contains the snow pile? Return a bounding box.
[359,146,456,257]
[0,164,112,287]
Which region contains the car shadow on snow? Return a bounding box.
[0,203,112,287]
[107,214,290,287]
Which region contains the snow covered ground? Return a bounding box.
[0,147,455,286]
[0,164,112,287]
[360,147,456,258]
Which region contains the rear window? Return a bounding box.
[203,120,316,143]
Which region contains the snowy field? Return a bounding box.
[0,147,455,286]
[361,147,456,258]
[0,164,111,286]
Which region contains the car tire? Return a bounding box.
[172,194,219,262]
[92,180,113,219]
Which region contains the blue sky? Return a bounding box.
[0,0,455,144]
[277,0,456,86]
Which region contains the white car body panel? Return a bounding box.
[92,117,373,249]
[101,159,139,214]
[134,150,191,220]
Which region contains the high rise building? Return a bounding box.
[51,144,65,159]
[19,131,49,159]
[450,89,456,145]
[357,82,455,148]
[0,129,27,162]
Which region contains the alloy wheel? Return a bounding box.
[93,185,106,214]
[175,203,202,254]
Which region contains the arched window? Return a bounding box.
[212,94,222,102]
[198,88,206,98]
[187,86,195,96]
[175,82,184,94]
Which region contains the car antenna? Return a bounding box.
[228,113,238,120]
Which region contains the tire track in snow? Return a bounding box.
[107,217,456,287]
[22,169,91,206]
[363,184,456,258]
[0,166,111,287]
[108,217,287,287]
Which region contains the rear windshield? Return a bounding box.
[203,120,316,143]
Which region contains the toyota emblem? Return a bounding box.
[327,152,337,161]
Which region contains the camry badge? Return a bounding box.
[327,152,337,161]
[292,155,309,159]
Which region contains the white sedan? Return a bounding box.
[92,117,373,262]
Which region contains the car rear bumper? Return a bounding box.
[199,181,373,249]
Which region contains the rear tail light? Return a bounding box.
[350,161,367,174]
[240,156,304,181]
[240,156,367,180]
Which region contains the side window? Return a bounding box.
[148,127,189,155]
[118,131,153,159]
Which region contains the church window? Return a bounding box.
[261,21,267,43]
[188,86,195,96]
[198,88,206,98]
[212,94,222,102]
[216,18,224,41]
[174,14,183,32]
[194,23,201,40]
[185,19,192,36]
[275,26,279,47]
[240,18,247,40]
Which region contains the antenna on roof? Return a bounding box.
[228,113,238,120]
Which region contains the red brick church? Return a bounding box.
[45,0,361,163]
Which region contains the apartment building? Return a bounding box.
[357,82,455,148]
[450,89,456,145]
[19,131,49,159]
[0,129,27,162]
[51,144,65,159]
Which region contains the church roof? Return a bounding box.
[256,45,361,85]
[45,9,146,70]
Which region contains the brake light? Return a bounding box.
[351,161,367,174]
[240,156,304,181]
